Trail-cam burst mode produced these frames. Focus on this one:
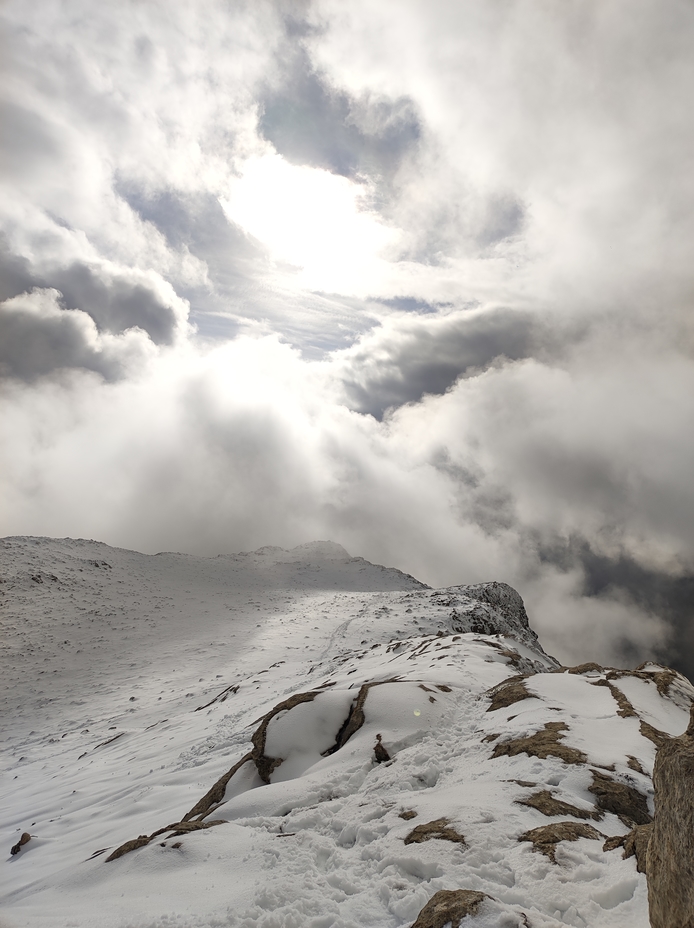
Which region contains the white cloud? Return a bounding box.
[2,0,694,675]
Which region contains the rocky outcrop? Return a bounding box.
[486,676,534,712]
[106,819,226,861]
[588,770,651,827]
[603,823,653,873]
[434,582,554,656]
[403,818,466,846]
[181,752,253,822]
[623,824,653,873]
[518,822,603,863]
[492,721,588,766]
[411,889,490,928]
[517,789,600,821]
[251,691,320,783]
[321,678,399,757]
[647,706,694,928]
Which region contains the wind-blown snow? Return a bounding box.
[1,537,692,928]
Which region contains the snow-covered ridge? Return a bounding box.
[2,537,692,928]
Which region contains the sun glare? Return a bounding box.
[220,153,399,293]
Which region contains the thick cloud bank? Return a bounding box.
[2,0,694,677]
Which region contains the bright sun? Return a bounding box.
[219,153,400,293]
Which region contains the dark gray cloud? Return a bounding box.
[50,262,180,345]
[0,234,35,302]
[0,233,184,368]
[339,306,541,417]
[0,289,137,382]
[259,46,421,181]
[537,535,694,681]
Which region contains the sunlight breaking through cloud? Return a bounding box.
[2,0,694,678]
[221,153,400,293]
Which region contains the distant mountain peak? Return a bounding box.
[288,540,351,559]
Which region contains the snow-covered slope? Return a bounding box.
[1,537,692,928]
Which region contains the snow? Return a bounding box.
[1,536,692,928]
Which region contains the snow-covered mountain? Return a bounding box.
[1,537,692,928]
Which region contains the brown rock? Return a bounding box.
[588,770,651,827]
[602,834,626,852]
[590,679,638,718]
[251,691,320,783]
[374,733,390,763]
[640,719,670,749]
[565,662,606,674]
[518,821,603,863]
[105,819,226,862]
[627,755,647,775]
[182,752,253,821]
[492,721,587,766]
[517,789,600,820]
[647,705,694,928]
[622,823,653,873]
[411,889,490,928]
[10,832,31,855]
[404,817,466,846]
[601,823,654,874]
[105,834,152,861]
[321,677,399,757]
[486,676,534,712]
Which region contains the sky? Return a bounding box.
[1,0,694,676]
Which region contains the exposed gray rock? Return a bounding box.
[433,581,557,659]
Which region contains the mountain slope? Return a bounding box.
[1,537,692,928]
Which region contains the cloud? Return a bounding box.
[535,535,694,678]
[0,234,35,302]
[0,234,189,358]
[259,44,421,180]
[336,304,542,417]
[0,99,62,181]
[49,262,186,345]
[3,328,693,677]
[0,288,155,381]
[2,0,694,681]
